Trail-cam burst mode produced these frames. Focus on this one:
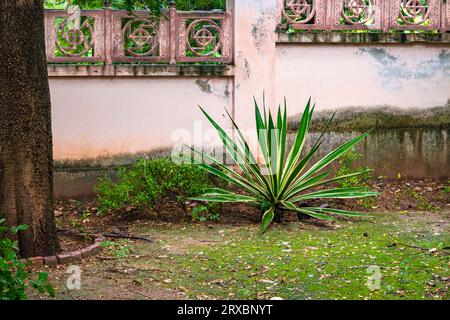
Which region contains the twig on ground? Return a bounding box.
[97,253,155,260]
[387,242,450,255]
[97,256,125,260]
[57,228,153,243]
[199,240,219,243]
[348,266,398,270]
[250,266,270,277]
[64,287,78,300]
[103,232,153,243]
[125,287,154,299]
[122,264,165,273]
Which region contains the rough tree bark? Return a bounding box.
[0,0,57,257]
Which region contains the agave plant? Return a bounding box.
[190,98,379,233]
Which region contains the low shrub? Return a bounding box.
[336,147,376,209]
[95,158,215,215]
[95,160,159,212]
[0,220,54,300]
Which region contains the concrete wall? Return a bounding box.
[50,0,450,198]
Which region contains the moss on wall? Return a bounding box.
[54,146,172,172]
[288,103,450,133]
[277,31,450,45]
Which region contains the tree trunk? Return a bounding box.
[0,0,57,257]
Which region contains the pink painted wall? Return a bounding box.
[275,45,450,114]
[50,77,232,161]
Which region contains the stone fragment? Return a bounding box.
[28,256,44,267]
[44,256,58,266]
[80,243,101,258]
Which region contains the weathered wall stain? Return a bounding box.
[54,146,173,171]
[360,48,398,64]
[359,48,450,83]
[195,79,231,102]
[195,79,212,94]
[244,58,251,78]
[50,77,233,161]
[251,16,268,51]
[224,81,231,101]
[275,45,449,110]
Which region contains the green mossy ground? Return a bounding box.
[41,210,449,300]
[141,212,448,300]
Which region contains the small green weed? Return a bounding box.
[69,209,92,232]
[100,240,132,258]
[191,204,221,222]
[443,181,450,194]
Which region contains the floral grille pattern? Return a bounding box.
[45,10,105,62]
[44,5,232,64]
[399,0,431,25]
[176,12,232,63]
[280,0,448,31]
[111,11,169,63]
[186,19,222,57]
[341,0,374,25]
[123,19,160,57]
[56,18,94,57]
[283,0,316,24]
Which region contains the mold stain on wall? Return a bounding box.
[195,79,213,94]
[195,79,232,103]
[251,15,271,51]
[244,58,251,78]
[357,48,450,90]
